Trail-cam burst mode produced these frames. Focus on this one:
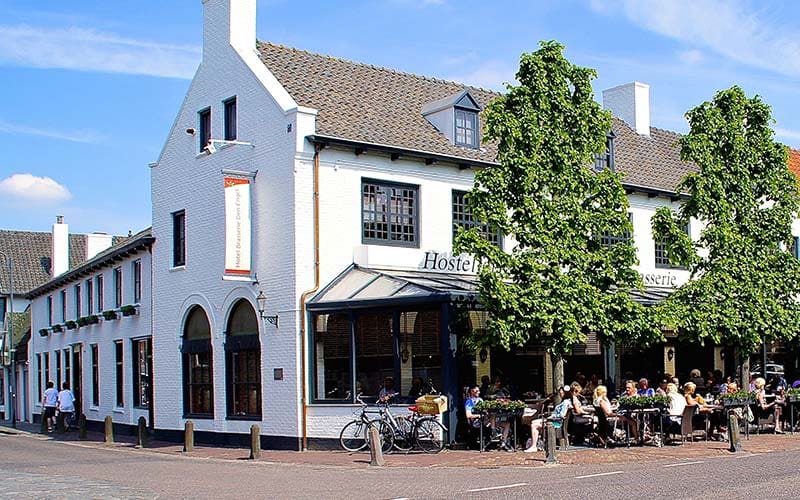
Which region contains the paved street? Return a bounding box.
[2,428,800,499]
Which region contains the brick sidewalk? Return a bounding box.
[3,421,799,468]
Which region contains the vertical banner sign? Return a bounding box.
[224,177,252,275]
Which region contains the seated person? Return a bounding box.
[525,386,571,452]
[655,378,669,397]
[485,378,510,400]
[684,381,723,438]
[568,382,593,444]
[594,384,638,441]
[663,382,686,432]
[637,378,655,397]
[622,380,638,398]
[464,386,511,450]
[408,377,426,400]
[378,377,399,402]
[754,377,783,433]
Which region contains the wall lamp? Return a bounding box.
[667,348,674,361]
[479,348,488,364]
[256,291,279,328]
[401,345,410,364]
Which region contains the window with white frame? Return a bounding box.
[132,338,152,408]
[114,267,123,308]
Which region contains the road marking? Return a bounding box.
[663,461,704,467]
[467,483,527,493]
[735,453,764,459]
[574,471,623,479]
[390,497,410,500]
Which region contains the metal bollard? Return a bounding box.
[249,424,261,460]
[728,413,741,452]
[544,421,558,464]
[136,416,148,448]
[368,425,385,467]
[78,414,87,440]
[104,416,114,444]
[183,420,195,453]
[40,413,48,434]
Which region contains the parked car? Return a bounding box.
[750,363,784,379]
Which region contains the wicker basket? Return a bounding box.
[415,395,448,415]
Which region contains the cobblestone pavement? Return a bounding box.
[3,419,800,469]
[0,470,156,499]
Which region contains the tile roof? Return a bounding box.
[0,231,127,295]
[611,118,697,194]
[257,42,698,194]
[788,148,800,180]
[257,42,500,165]
[26,227,153,299]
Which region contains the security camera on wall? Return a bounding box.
[203,142,217,155]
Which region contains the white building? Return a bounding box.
[26,221,153,431]
[145,0,708,449]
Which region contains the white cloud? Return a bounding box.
[446,60,516,91]
[0,24,199,79]
[677,49,704,65]
[0,119,102,144]
[0,173,72,203]
[589,0,800,78]
[776,127,800,145]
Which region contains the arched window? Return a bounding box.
[225,299,261,418]
[182,306,213,417]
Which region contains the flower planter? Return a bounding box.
[38,328,49,337]
[65,320,78,330]
[78,315,100,327]
[120,305,137,317]
[102,310,118,321]
[52,324,63,333]
[618,395,670,409]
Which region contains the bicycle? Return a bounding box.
[338,395,384,452]
[369,394,448,453]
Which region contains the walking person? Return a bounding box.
[56,382,76,432]
[42,381,58,432]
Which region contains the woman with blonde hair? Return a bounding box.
[593,385,637,442]
[684,381,723,438]
[754,377,783,433]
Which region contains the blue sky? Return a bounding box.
[1,0,798,236]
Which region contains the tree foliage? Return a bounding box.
[652,86,800,355]
[454,41,659,356]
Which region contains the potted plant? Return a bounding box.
[87,314,100,324]
[38,328,49,337]
[102,310,118,321]
[473,399,527,415]
[618,395,670,409]
[120,304,137,317]
[52,324,63,333]
[720,390,755,407]
[64,320,78,330]
[77,316,89,327]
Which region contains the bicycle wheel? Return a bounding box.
[414,418,446,453]
[392,416,414,452]
[339,420,368,452]
[366,419,395,454]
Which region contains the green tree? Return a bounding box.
[455,41,659,394]
[652,86,800,382]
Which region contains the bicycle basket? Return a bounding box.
[415,395,448,415]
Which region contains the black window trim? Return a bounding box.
[198,107,211,153]
[223,96,237,141]
[451,189,502,248]
[361,177,420,248]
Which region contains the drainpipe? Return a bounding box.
[299,143,322,450]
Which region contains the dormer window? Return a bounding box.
[422,90,482,149]
[455,109,478,147]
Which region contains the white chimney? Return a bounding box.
[86,232,113,260]
[203,0,256,61]
[603,82,650,136]
[51,215,69,277]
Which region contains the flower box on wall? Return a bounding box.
[102,310,118,321]
[38,328,49,337]
[52,324,63,333]
[65,320,78,330]
[77,315,100,327]
[120,305,138,317]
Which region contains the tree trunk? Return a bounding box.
[737,349,750,391]
[552,353,565,404]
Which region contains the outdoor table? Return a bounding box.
[619,407,664,447]
[477,410,520,452]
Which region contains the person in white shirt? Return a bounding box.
[42,381,59,432]
[57,382,76,431]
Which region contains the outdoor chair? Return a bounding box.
[592,405,615,447]
[753,404,776,434]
